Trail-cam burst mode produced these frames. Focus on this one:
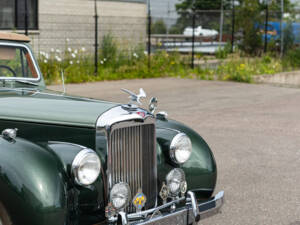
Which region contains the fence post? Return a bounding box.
[94,0,99,75]
[147,0,151,72]
[191,11,196,69]
[264,2,269,53]
[231,0,235,53]
[24,0,28,36]
[219,0,224,44]
[280,0,284,58]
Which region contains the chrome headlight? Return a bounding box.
[166,168,186,197]
[170,133,192,164]
[72,149,101,186]
[110,183,131,210]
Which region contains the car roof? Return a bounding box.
[0,32,30,43]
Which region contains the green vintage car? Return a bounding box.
[0,33,224,225]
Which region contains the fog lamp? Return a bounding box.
[110,183,131,210]
[166,168,186,197]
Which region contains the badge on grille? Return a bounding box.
[132,189,147,212]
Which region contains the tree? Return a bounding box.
[151,19,167,34]
[175,0,222,12]
[236,0,294,55]
[172,0,230,34]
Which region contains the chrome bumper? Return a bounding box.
[114,191,224,225]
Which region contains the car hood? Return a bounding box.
[0,88,118,128]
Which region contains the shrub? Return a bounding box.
[215,43,231,59]
[101,34,117,64]
[283,48,300,69]
[152,19,167,34]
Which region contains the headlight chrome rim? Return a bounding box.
[72,148,101,186]
[110,182,131,210]
[170,133,192,164]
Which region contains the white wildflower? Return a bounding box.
[39,51,45,56]
[71,53,76,58]
[45,53,49,59]
[50,48,55,52]
[81,47,86,52]
[68,47,72,52]
[144,51,148,55]
[133,53,138,58]
[66,38,70,42]
[55,56,62,62]
[100,60,104,64]
[77,60,80,64]
[44,59,48,63]
[74,49,78,54]
[56,49,61,53]
[103,58,107,62]
[70,61,73,65]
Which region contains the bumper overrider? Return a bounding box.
[107,190,224,225]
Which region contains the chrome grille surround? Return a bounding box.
[96,105,157,212]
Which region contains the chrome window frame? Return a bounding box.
[0,42,41,81]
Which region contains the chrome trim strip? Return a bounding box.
[128,196,186,219]
[0,42,41,81]
[130,191,224,225]
[96,105,153,128]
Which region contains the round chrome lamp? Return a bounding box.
[170,133,192,164]
[72,149,101,186]
[110,183,131,210]
[166,168,186,197]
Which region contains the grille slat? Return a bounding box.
[109,123,156,212]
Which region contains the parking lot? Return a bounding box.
[50,78,300,225]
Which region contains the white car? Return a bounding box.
[183,26,219,36]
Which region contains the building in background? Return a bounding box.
[0,0,147,54]
[151,0,180,28]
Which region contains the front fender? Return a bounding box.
[0,137,68,225]
[156,119,217,199]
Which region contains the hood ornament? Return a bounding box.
[149,97,158,114]
[1,128,18,142]
[121,88,146,105]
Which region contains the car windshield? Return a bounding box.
[0,45,39,80]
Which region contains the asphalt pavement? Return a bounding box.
[50,78,300,225]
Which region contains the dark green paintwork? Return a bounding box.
[156,120,217,199]
[0,41,217,225]
[0,137,68,225]
[0,89,117,127]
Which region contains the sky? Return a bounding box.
[150,0,180,18]
[150,0,180,27]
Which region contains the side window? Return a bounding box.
[0,46,38,79]
[0,47,21,78]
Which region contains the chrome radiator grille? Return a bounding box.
[108,122,157,211]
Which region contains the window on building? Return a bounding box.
[0,0,38,30]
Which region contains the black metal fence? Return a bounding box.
[18,1,300,72]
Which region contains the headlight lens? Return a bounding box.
[170,133,192,164]
[166,168,186,197]
[110,183,131,210]
[72,149,101,186]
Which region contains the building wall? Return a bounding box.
[29,0,147,54]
